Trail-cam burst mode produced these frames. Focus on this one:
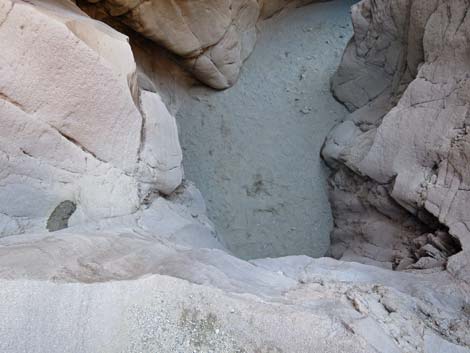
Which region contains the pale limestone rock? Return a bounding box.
[0,275,375,353]
[79,0,261,89]
[0,244,468,352]
[425,331,470,353]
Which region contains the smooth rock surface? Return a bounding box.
[0,275,373,353]
[0,1,469,352]
[79,0,320,89]
[0,0,184,235]
[0,252,468,353]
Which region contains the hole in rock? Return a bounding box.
[406,217,463,270]
[46,201,77,232]
[176,0,356,260]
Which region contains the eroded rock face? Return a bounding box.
[78,0,319,89]
[0,0,469,352]
[324,0,470,281]
[0,0,183,235]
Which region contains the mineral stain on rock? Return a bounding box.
[46,201,77,232]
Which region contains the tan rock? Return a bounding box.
[324,0,470,283]
[80,0,318,89]
[0,0,184,234]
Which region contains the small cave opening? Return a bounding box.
[406,213,463,271]
[176,0,356,260]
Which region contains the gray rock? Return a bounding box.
[324,0,470,284]
[0,1,469,352]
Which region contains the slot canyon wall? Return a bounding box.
[323,0,470,281]
[0,0,468,352]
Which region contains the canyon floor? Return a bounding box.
[177,0,356,260]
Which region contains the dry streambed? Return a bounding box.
[177,0,355,259]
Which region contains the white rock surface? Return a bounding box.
[0,275,373,353]
[0,0,468,352]
[79,0,320,89]
[0,0,184,235]
[0,250,468,352]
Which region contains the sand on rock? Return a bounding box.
[177,0,356,260]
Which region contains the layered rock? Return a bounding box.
[323,0,470,280]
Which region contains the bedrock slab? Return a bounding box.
[0,0,183,236]
[0,254,468,353]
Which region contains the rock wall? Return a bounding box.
[78,0,319,89]
[323,0,470,281]
[0,0,186,236]
[0,0,468,352]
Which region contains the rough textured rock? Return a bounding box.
[78,0,319,89]
[0,248,468,352]
[323,0,470,282]
[0,0,469,352]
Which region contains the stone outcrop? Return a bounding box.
[0,0,183,236]
[0,0,468,352]
[78,0,319,89]
[1,255,469,353]
[323,0,470,281]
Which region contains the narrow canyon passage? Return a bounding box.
[177,0,356,260]
[2,1,470,351]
